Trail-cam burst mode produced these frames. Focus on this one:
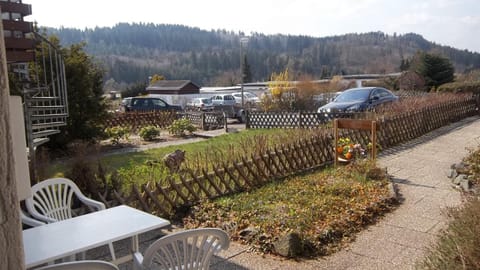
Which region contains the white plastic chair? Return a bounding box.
[33,260,119,270]
[133,228,229,270]
[25,177,116,260]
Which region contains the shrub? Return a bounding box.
[419,196,480,269]
[168,118,196,137]
[139,125,160,141]
[64,142,121,200]
[437,81,480,94]
[104,126,130,145]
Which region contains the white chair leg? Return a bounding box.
[109,242,116,261]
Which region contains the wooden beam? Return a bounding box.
[336,118,374,130]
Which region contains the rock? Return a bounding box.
[453,174,467,185]
[448,168,458,179]
[366,167,387,181]
[460,179,472,192]
[273,232,303,258]
[239,227,259,241]
[454,162,470,175]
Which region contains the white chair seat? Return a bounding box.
[33,260,119,270]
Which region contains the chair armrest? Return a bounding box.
[20,210,46,227]
[76,194,106,211]
[132,252,144,270]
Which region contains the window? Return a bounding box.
[1,12,9,20]
[11,12,21,21]
[378,89,391,98]
[13,31,23,38]
[151,99,166,107]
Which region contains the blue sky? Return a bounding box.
[27,0,480,53]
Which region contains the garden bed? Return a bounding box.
[183,160,397,258]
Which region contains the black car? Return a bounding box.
[317,87,398,113]
[124,97,182,112]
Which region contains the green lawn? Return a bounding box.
[47,127,328,189]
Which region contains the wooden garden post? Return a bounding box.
[0,11,26,269]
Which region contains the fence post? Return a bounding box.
[245,110,250,129]
[201,112,205,131]
[224,112,228,132]
[298,112,302,128]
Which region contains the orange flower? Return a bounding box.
[345,152,353,159]
[337,146,344,154]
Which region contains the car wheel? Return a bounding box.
[238,111,246,123]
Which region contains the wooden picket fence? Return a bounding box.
[97,95,478,217]
[103,111,225,132]
[103,111,179,132]
[179,111,226,131]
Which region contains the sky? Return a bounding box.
[26,0,480,53]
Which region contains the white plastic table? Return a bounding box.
[23,205,170,268]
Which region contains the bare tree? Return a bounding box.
[0,12,25,270]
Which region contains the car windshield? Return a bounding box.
[245,93,256,98]
[335,89,370,102]
[200,98,212,104]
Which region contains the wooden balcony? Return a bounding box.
[6,50,34,63]
[2,20,33,33]
[5,37,35,49]
[0,1,32,16]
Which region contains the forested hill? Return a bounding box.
[45,23,480,86]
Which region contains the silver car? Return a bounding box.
[187,98,214,111]
[211,94,237,106]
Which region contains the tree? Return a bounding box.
[149,74,165,84]
[399,58,410,71]
[241,55,252,83]
[46,40,108,148]
[264,68,293,111]
[122,82,147,97]
[294,74,321,111]
[412,52,454,90]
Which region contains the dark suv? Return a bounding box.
[124,97,182,112]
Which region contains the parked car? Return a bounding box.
[120,97,133,111]
[124,97,182,112]
[186,97,214,111]
[211,94,237,106]
[231,92,260,104]
[317,87,398,113]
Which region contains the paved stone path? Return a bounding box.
[93,116,480,270]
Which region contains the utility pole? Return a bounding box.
[240,37,249,108]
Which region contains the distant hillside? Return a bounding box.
[45,23,480,86]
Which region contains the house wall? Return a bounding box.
[9,95,31,201]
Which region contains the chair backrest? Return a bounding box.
[34,260,119,270]
[141,228,229,270]
[25,177,100,223]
